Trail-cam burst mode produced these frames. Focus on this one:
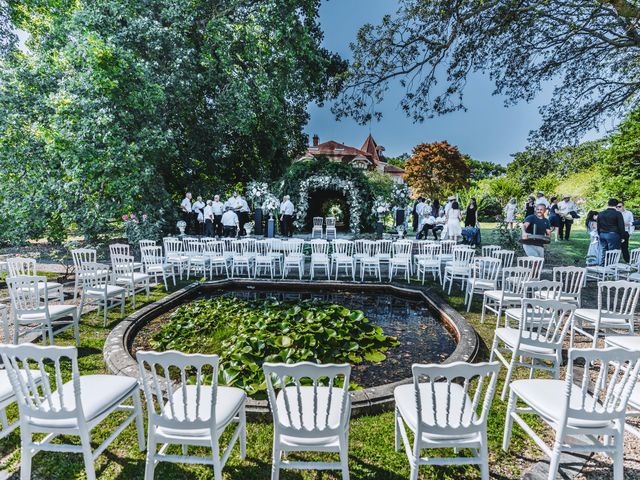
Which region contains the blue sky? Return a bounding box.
[306,0,562,164]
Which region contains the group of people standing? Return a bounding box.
[412,196,478,241]
[179,192,296,238]
[505,191,578,241]
[585,199,637,265]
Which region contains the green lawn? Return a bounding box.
[1,229,637,479]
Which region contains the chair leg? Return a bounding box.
[480,430,490,480]
[144,429,156,480]
[501,349,518,401]
[547,429,565,480]
[133,389,146,452]
[19,424,32,480]
[502,390,516,451]
[394,408,400,451]
[271,443,281,480]
[239,407,247,460]
[339,435,350,480]
[211,438,223,480]
[613,426,625,480]
[79,429,96,480]
[73,276,79,301]
[103,299,108,327]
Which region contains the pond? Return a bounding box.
[132,285,457,390]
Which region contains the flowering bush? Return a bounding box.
[261,193,280,213]
[123,212,164,251]
[372,197,390,215]
[391,185,410,207]
[246,181,269,207]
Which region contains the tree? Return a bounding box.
[465,157,506,183]
[404,141,470,200]
[385,152,409,168]
[333,0,640,144]
[0,0,345,242]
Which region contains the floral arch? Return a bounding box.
[279,159,375,234]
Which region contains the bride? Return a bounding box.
[444,201,463,241]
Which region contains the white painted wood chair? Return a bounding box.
[184,240,208,279]
[163,238,189,280]
[255,240,276,279]
[481,245,501,258]
[7,257,64,304]
[71,248,99,300]
[352,239,368,268]
[413,240,435,272]
[503,347,640,480]
[203,240,229,279]
[282,239,305,280]
[332,240,355,281]
[141,246,176,290]
[491,249,515,269]
[138,351,246,480]
[78,262,126,327]
[464,257,501,311]
[516,256,544,280]
[438,239,457,265]
[311,217,324,239]
[416,243,442,284]
[310,239,330,280]
[491,298,575,400]
[265,238,284,275]
[389,241,413,283]
[139,239,156,250]
[571,280,640,348]
[109,243,143,272]
[612,247,640,279]
[325,216,337,240]
[586,249,621,282]
[7,276,79,346]
[480,267,531,324]
[442,247,475,294]
[0,344,145,480]
[394,361,500,480]
[546,266,586,306]
[264,362,352,480]
[112,254,151,309]
[374,239,393,271]
[503,280,563,324]
[359,240,381,282]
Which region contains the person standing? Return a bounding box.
[548,196,560,241]
[597,198,625,264]
[521,204,551,258]
[524,196,535,217]
[618,201,634,263]
[221,206,239,237]
[585,211,602,266]
[180,192,193,233]
[211,195,224,237]
[238,195,250,236]
[411,198,424,232]
[280,195,295,237]
[557,195,577,241]
[504,198,517,229]
[464,197,478,227]
[203,200,214,237]
[535,191,549,209]
[192,196,206,236]
[444,201,463,240]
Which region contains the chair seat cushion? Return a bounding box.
[494,327,557,355]
[575,309,630,325]
[116,273,150,283]
[275,386,348,432]
[0,369,43,403]
[27,375,138,429]
[468,279,496,289]
[156,386,246,438]
[510,379,611,428]
[18,304,77,321]
[484,290,521,303]
[629,273,640,282]
[86,285,126,296]
[394,383,479,441]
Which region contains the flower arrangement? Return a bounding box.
[246,181,269,207]
[391,185,410,207]
[123,212,163,250]
[372,197,390,215]
[261,193,280,214]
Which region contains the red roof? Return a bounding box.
[360,134,381,165]
[306,140,369,158]
[383,163,405,175]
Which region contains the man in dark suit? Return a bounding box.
[597,198,625,264]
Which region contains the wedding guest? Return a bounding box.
[180,192,193,233]
[464,197,478,227]
[444,201,463,240]
[203,200,214,237]
[548,196,560,241]
[504,198,518,228]
[618,201,635,263]
[585,211,601,265]
[192,196,206,235]
[521,204,551,258]
[535,191,550,208]
[557,194,577,241]
[280,195,295,237]
[524,196,535,217]
[238,195,250,236]
[597,198,625,263]
[412,198,424,232]
[211,195,224,237]
[221,206,239,237]
[444,196,456,215]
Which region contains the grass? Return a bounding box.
[1,227,637,479]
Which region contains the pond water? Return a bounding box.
[133,286,457,388]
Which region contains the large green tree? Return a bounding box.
[333,0,640,144]
[0,0,344,242]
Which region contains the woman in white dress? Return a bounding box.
[445,201,463,240]
[585,210,601,266]
[504,198,517,228]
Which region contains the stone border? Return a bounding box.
[104,279,479,416]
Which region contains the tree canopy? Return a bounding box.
[333,0,640,144]
[0,0,344,243]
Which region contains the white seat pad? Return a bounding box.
[510,379,611,428]
[27,375,138,429]
[275,386,347,432]
[19,304,76,321]
[575,309,629,325]
[0,369,43,403]
[157,386,246,438]
[116,273,150,283]
[484,291,521,302]
[86,285,126,296]
[494,327,557,355]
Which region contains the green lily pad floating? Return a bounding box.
[151,296,399,398]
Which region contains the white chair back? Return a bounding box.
[109,243,131,259]
[203,240,225,256]
[422,242,442,259]
[517,299,575,348]
[313,217,324,228]
[360,240,376,257]
[333,240,353,256]
[631,248,640,268]
[141,246,165,268]
[184,239,205,256]
[137,351,220,431]
[501,267,532,295]
[284,239,305,255]
[71,248,97,270]
[163,237,183,256]
[492,249,515,268]
[517,256,544,280]
[563,348,640,424]
[440,240,456,255]
[596,281,640,320]
[392,241,412,257]
[7,257,37,277]
[472,257,501,282]
[310,239,329,255]
[375,239,392,256]
[256,240,272,256]
[264,362,351,438]
[353,239,367,256]
[325,217,336,227]
[553,266,586,297]
[603,249,622,267]
[139,239,156,249]
[0,344,82,424]
[7,276,48,313]
[410,361,499,436]
[112,254,136,276]
[481,245,501,258]
[78,262,111,289]
[451,247,475,267]
[523,280,562,300]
